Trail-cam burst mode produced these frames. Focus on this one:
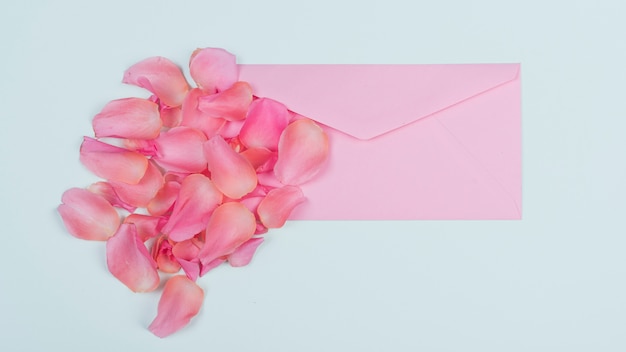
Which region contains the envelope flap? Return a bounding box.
[239,64,520,140]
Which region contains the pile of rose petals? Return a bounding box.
[58,48,329,338]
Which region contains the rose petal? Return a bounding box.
[239,98,290,151]
[160,105,183,128]
[124,214,166,242]
[80,137,148,184]
[106,223,160,293]
[189,47,237,93]
[110,161,164,208]
[152,126,208,173]
[240,147,277,172]
[227,237,264,267]
[257,185,305,228]
[92,98,162,139]
[181,88,226,138]
[87,181,136,213]
[219,119,245,139]
[197,82,252,121]
[199,258,225,276]
[148,275,204,338]
[122,56,189,107]
[151,236,181,274]
[147,181,181,216]
[274,119,329,185]
[203,136,257,199]
[198,202,256,266]
[161,174,223,242]
[57,188,120,241]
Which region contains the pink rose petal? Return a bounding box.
[274,119,329,185]
[151,236,181,274]
[123,214,166,242]
[149,275,204,338]
[172,238,203,281]
[123,56,189,107]
[257,185,305,228]
[92,98,162,139]
[161,174,223,242]
[110,161,164,208]
[204,136,257,199]
[239,98,290,151]
[189,47,237,94]
[227,237,264,267]
[152,126,208,173]
[197,82,252,121]
[240,147,277,172]
[57,188,121,241]
[198,202,257,266]
[106,223,160,293]
[181,88,226,138]
[147,181,181,216]
[87,181,136,213]
[80,137,148,184]
[160,105,183,128]
[200,258,225,276]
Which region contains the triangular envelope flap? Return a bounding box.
[238,64,520,140]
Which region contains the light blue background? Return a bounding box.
[1,0,624,351]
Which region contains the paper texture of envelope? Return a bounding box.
[239,64,521,220]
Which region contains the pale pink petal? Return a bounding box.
[189,47,237,93]
[147,181,181,216]
[161,174,223,242]
[197,82,252,121]
[239,98,290,151]
[80,137,148,184]
[151,236,181,274]
[198,202,256,266]
[204,136,257,199]
[92,98,162,139]
[240,147,277,172]
[87,181,136,212]
[58,188,120,241]
[227,237,264,267]
[122,56,189,107]
[152,127,208,173]
[181,88,226,138]
[257,185,305,228]
[199,258,225,276]
[106,223,160,292]
[124,214,166,242]
[110,161,164,207]
[274,119,329,185]
[160,106,182,128]
[148,275,204,338]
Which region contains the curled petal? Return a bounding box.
[227,237,264,267]
[160,106,182,128]
[172,239,203,281]
[106,224,160,293]
[152,127,208,173]
[147,181,181,216]
[189,47,237,93]
[87,181,136,213]
[274,119,329,185]
[110,161,164,208]
[198,202,256,266]
[200,258,225,276]
[151,236,181,274]
[197,82,252,121]
[181,88,226,138]
[80,137,148,184]
[239,98,290,151]
[123,56,189,107]
[92,98,162,139]
[258,185,305,228]
[58,188,120,241]
[204,136,257,199]
[240,147,277,172]
[161,174,223,242]
[149,275,204,338]
[124,214,166,242]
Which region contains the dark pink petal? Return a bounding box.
[87,182,136,212]
[257,185,305,228]
[110,161,164,208]
[149,275,204,338]
[58,188,121,241]
[124,214,166,242]
[274,119,329,185]
[80,137,148,184]
[198,202,256,266]
[122,56,189,107]
[161,174,223,242]
[106,223,160,292]
[189,47,237,93]
[181,88,226,138]
[147,181,181,216]
[160,106,182,128]
[152,127,208,173]
[151,236,181,274]
[239,98,290,151]
[240,147,277,172]
[197,82,252,121]
[227,237,264,267]
[204,136,257,199]
[92,98,162,139]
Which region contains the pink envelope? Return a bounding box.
[239,64,521,220]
